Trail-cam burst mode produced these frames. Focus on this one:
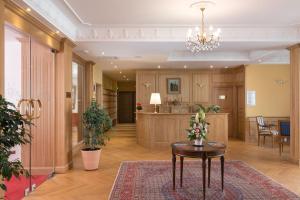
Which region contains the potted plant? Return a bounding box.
[81,99,112,170]
[136,102,142,111]
[0,95,30,198]
[187,104,220,146]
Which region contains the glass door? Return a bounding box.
[4,24,55,199]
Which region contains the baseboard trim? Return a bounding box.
[55,161,73,173]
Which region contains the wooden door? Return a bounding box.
[237,86,245,140]
[21,39,55,175]
[213,87,234,137]
[118,92,136,123]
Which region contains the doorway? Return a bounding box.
[71,61,85,147]
[4,25,55,197]
[117,92,136,123]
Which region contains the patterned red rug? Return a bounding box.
[109,160,299,200]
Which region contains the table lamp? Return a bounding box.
[150,93,161,113]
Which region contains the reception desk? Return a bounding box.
[136,112,229,149]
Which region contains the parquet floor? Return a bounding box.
[25,124,300,200]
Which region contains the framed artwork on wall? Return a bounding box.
[167,78,181,94]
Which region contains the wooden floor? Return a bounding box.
[25,124,300,200]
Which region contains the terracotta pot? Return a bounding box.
[81,149,101,170]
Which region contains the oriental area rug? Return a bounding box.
[109,160,300,200]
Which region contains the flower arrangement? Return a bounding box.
[187,104,220,145]
[136,102,142,111]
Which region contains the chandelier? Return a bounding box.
[186,2,221,52]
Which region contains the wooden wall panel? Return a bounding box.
[192,73,211,104]
[103,89,117,125]
[289,44,300,164]
[21,39,55,174]
[55,39,74,173]
[136,68,245,139]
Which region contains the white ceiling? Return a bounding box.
[65,0,300,26]
[18,0,300,81]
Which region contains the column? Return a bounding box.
[0,0,4,96]
[55,38,76,173]
[85,61,95,108]
[289,44,300,166]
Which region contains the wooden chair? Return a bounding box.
[278,120,290,155]
[256,116,278,147]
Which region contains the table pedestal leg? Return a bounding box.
[208,158,211,188]
[202,156,207,200]
[172,154,176,190]
[180,156,184,188]
[221,156,224,191]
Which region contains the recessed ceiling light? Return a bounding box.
[210,65,214,69]
[120,71,122,74]
[101,51,105,56]
[123,75,126,78]
[110,61,114,65]
[26,8,31,12]
[184,65,187,69]
[157,65,161,69]
[114,65,118,69]
[225,66,229,69]
[127,78,129,81]
[55,30,60,34]
[258,59,262,63]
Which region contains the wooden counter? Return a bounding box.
[136,112,229,149]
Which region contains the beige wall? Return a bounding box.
[103,75,117,91]
[245,64,290,117]
[93,63,102,84]
[117,81,136,92]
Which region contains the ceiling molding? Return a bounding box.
[76,26,300,42]
[23,0,77,39]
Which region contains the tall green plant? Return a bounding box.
[82,100,112,150]
[0,95,30,191]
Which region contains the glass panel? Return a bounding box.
[4,25,31,199]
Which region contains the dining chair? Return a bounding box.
[256,116,278,147]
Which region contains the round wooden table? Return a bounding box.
[171,141,226,200]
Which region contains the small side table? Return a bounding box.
[171,141,226,200]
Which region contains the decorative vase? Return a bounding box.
[81,149,102,170]
[194,138,204,146]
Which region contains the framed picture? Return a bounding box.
[167,78,181,94]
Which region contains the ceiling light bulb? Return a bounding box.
[258,59,262,63]
[184,65,187,69]
[26,8,31,12]
[157,65,161,69]
[101,52,105,56]
[210,65,214,69]
[225,66,228,69]
[55,30,60,34]
[120,71,122,74]
[114,65,118,69]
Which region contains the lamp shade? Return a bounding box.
[150,93,161,105]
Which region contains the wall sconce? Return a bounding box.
[218,95,226,100]
[274,80,288,87]
[143,82,151,88]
